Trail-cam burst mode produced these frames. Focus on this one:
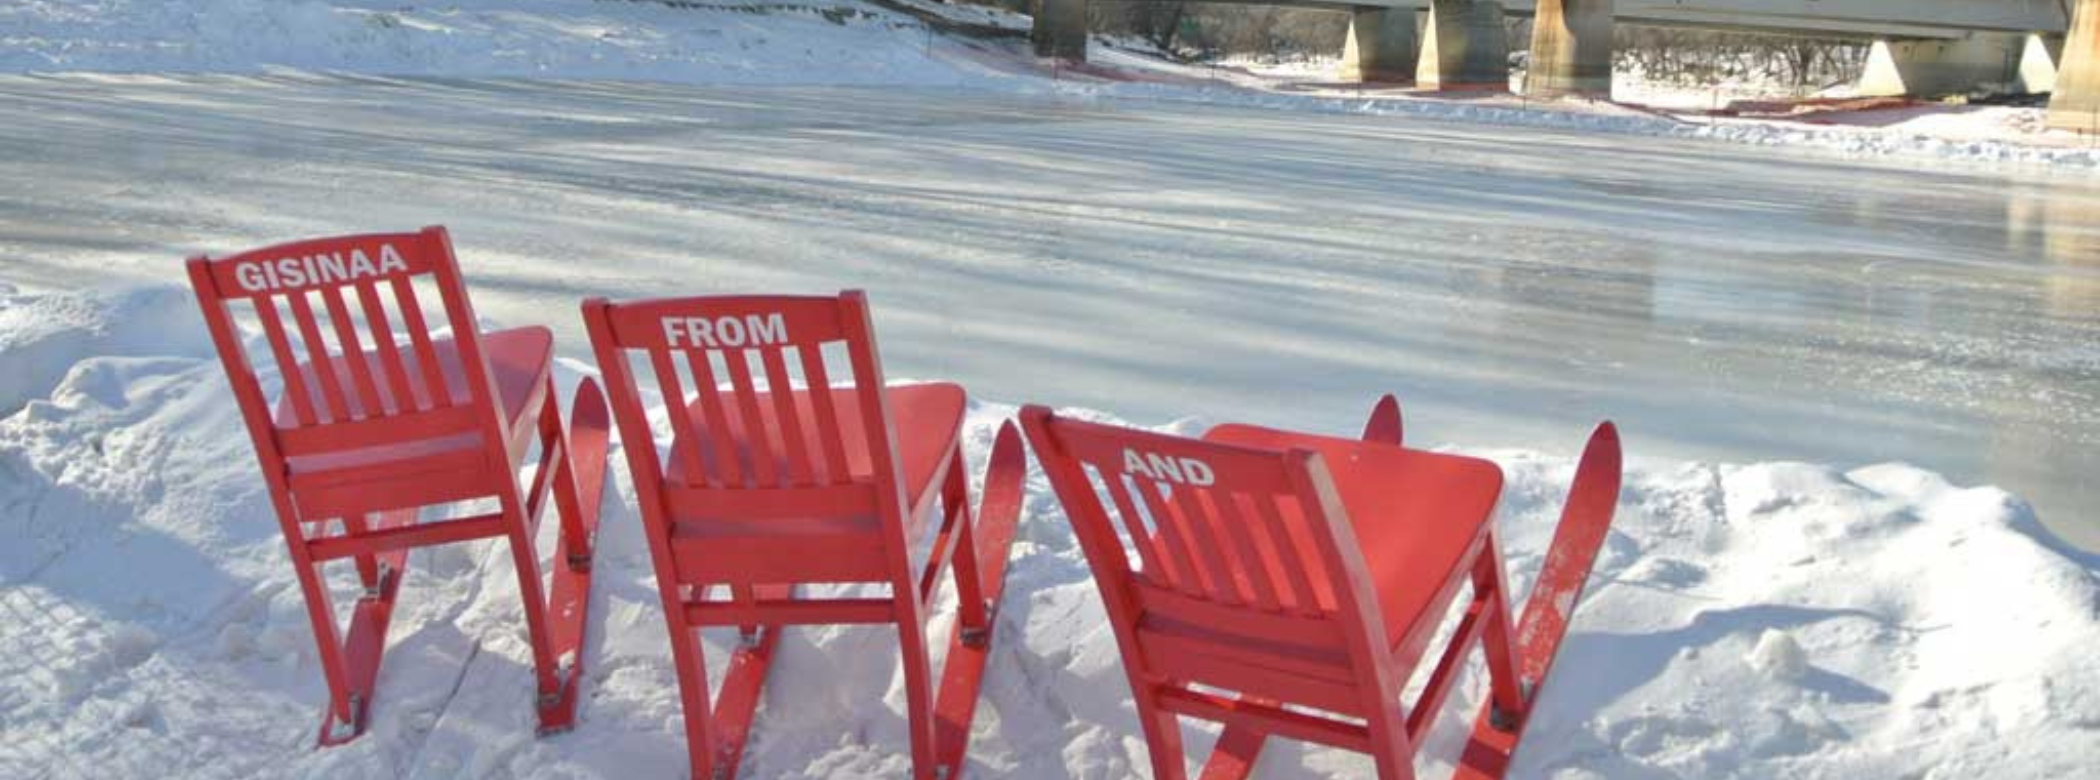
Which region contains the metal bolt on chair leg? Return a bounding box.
[325,693,364,743]
[959,600,997,648]
[362,562,394,600]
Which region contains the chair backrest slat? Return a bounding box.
[389,276,451,409]
[1248,491,1325,615]
[1095,466,1175,589]
[650,346,710,487]
[355,283,416,412]
[186,228,498,478]
[285,292,353,423]
[798,345,851,484]
[1168,482,1245,606]
[319,285,385,417]
[1134,476,1214,598]
[760,348,815,486]
[1214,490,1283,612]
[682,348,745,487]
[253,296,319,427]
[720,349,780,488]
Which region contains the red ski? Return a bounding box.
[1454,422,1622,779]
[535,378,612,734]
[931,423,1029,778]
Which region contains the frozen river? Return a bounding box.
[3,74,2096,549]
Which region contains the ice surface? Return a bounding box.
[0,287,2095,778]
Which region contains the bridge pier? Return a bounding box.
[1525,0,1613,97]
[2019,34,2065,94]
[1342,9,1419,83]
[2052,0,2100,131]
[1417,0,1510,90]
[1031,0,1087,61]
[1858,34,2034,97]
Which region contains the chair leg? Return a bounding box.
[1135,695,1190,780]
[896,595,939,780]
[339,515,383,592]
[291,552,354,729]
[1472,532,1527,726]
[944,450,990,636]
[1365,705,1419,780]
[670,623,718,780]
[499,487,564,703]
[1196,722,1266,780]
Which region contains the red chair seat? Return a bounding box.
[1203,423,1504,650]
[666,382,966,521]
[276,326,552,474]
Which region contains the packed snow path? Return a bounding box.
[2,74,2096,550]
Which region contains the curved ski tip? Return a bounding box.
[1584,420,1620,454]
[1576,420,1624,497]
[570,376,609,429]
[1362,393,1404,446]
[979,420,1030,523]
[990,419,1025,465]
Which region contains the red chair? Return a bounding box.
[1020,397,1620,780]
[581,291,1027,780]
[186,227,610,745]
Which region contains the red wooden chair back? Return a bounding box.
[188,226,610,746]
[582,291,912,589]
[187,227,510,511]
[1020,408,1398,721]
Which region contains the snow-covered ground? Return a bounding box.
[3,2,2099,778]
[0,0,1015,86]
[1127,50,2100,168]
[2,285,2094,779]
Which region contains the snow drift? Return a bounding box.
[2,285,2094,778]
[0,0,1007,86]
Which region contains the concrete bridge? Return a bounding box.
[1030,0,2100,131]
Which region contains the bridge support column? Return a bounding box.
[1525,0,1612,98]
[1859,34,2028,98]
[1417,0,1509,90]
[2018,34,2064,94]
[1031,0,1087,61]
[1342,8,1418,83]
[2052,0,2100,132]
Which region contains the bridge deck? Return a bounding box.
[1153,0,2071,40]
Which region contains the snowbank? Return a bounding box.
[0,0,1010,86]
[3,286,2095,778]
[0,284,212,414]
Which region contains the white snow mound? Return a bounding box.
[2,286,2095,778]
[0,0,1009,86]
